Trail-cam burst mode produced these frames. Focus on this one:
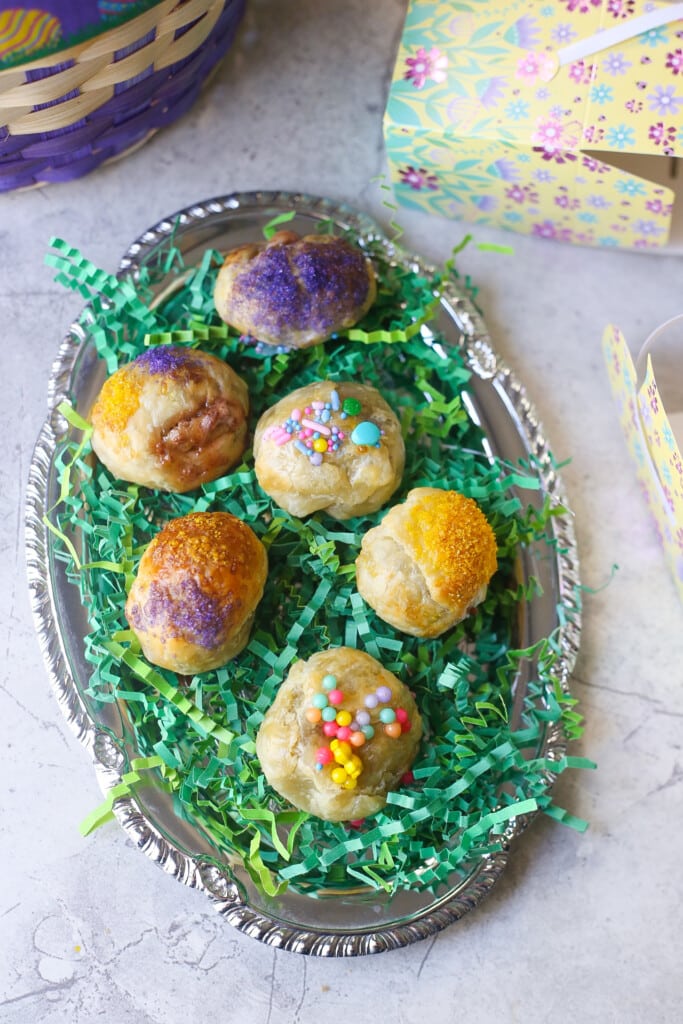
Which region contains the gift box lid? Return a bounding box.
[385,1,683,159]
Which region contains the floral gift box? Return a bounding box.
[384,0,683,249]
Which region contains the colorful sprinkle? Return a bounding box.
[351,421,381,446]
[342,397,362,415]
[322,674,337,690]
[379,707,396,724]
[376,685,392,703]
[384,722,402,739]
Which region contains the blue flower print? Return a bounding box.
[503,211,524,223]
[591,84,614,105]
[599,236,620,246]
[639,26,668,48]
[578,212,598,223]
[615,178,646,196]
[505,99,529,121]
[606,124,635,148]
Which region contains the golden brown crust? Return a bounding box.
[356,487,498,637]
[125,511,267,674]
[253,381,405,520]
[90,347,249,493]
[255,648,422,821]
[213,231,377,349]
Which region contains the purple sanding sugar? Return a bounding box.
[140,577,227,649]
[237,240,370,337]
[135,346,193,375]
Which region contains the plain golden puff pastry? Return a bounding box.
[125,511,267,675]
[213,230,376,349]
[256,647,422,821]
[90,346,249,493]
[253,381,405,520]
[355,487,498,638]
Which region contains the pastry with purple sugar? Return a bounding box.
[252,380,405,520]
[90,346,249,493]
[213,230,377,349]
[255,647,422,821]
[125,511,267,675]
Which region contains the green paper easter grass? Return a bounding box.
[46,230,591,900]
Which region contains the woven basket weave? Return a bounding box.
[0,0,246,191]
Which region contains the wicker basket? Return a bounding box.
[0,0,246,191]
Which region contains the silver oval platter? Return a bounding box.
[25,191,581,956]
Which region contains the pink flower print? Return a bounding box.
[625,99,644,113]
[607,0,635,17]
[506,184,538,204]
[568,60,588,83]
[648,85,683,117]
[666,49,683,75]
[648,122,677,148]
[560,0,601,11]
[399,166,439,191]
[555,193,580,210]
[403,47,448,89]
[646,197,673,215]
[648,382,659,414]
[515,51,555,83]
[663,485,675,512]
[534,146,578,165]
[676,527,683,550]
[532,220,572,242]
[582,155,610,173]
[532,117,565,152]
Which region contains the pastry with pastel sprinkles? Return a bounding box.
[89,346,249,493]
[125,512,267,674]
[356,487,498,638]
[252,380,405,520]
[255,647,422,821]
[213,230,377,349]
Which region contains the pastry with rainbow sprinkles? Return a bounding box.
[213,230,377,349]
[253,380,405,520]
[89,346,249,493]
[125,511,267,675]
[356,487,498,638]
[256,647,422,822]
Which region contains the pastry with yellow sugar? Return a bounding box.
[125,511,267,674]
[256,647,422,821]
[355,487,498,638]
[90,346,249,493]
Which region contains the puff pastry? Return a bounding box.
[355,487,498,638]
[213,230,376,349]
[125,511,267,674]
[253,380,405,520]
[90,346,249,493]
[256,647,422,821]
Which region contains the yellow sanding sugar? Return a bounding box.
[408,490,498,603]
[90,363,143,434]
